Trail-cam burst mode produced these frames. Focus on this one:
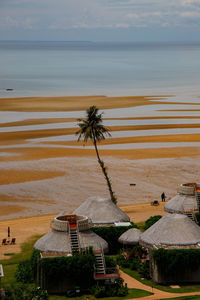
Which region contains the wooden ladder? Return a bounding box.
[69,224,80,253]
[93,250,106,275]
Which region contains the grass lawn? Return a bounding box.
[121,268,200,294]
[49,288,153,300]
[0,235,41,286]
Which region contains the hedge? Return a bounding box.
[91,223,138,254]
[152,248,200,277]
[40,253,95,287]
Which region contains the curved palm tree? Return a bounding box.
[76,106,117,204]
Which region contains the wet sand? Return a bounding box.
[0,94,200,258]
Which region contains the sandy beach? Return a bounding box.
[0,94,200,258]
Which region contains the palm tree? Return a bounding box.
[76,106,117,204]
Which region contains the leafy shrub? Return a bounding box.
[15,249,40,284]
[130,257,141,270]
[143,215,162,230]
[138,261,150,279]
[91,285,106,298]
[3,284,48,300]
[30,287,48,300]
[91,278,128,298]
[116,253,141,271]
[92,224,138,254]
[30,249,41,279]
[116,254,130,268]
[15,260,33,283]
[104,255,116,267]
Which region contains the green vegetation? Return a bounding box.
[2,232,200,299]
[49,288,153,300]
[41,254,95,288]
[91,278,128,298]
[15,260,34,283]
[195,212,200,226]
[92,224,137,254]
[116,253,150,279]
[152,248,200,280]
[76,106,117,204]
[143,215,162,230]
[0,235,41,286]
[3,284,48,300]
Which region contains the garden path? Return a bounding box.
[119,269,200,299]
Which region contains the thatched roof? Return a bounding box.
[164,194,197,214]
[74,196,130,225]
[140,214,200,249]
[34,229,108,254]
[34,214,109,254]
[118,228,142,245]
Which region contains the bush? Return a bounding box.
[30,249,40,280]
[92,224,138,254]
[15,249,40,284]
[116,254,130,268]
[130,257,141,271]
[15,260,33,283]
[143,215,162,230]
[30,287,48,300]
[104,256,116,268]
[3,284,48,300]
[91,285,106,298]
[138,261,150,279]
[116,253,141,271]
[91,278,128,298]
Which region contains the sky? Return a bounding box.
[1,0,200,42]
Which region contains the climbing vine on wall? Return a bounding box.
[152,248,200,277]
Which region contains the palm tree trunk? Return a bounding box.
[92,131,117,204]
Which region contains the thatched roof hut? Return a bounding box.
[118,228,142,245]
[74,196,130,225]
[140,214,200,249]
[34,214,108,255]
[164,183,199,214]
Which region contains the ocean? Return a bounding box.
[0,41,200,98]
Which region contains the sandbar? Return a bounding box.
[0,94,200,259]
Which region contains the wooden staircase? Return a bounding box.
[69,224,80,253]
[94,250,106,275]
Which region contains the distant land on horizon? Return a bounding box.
[1,40,200,45]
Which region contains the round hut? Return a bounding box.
[73,196,130,226]
[118,228,142,246]
[164,183,200,215]
[140,214,200,284]
[140,213,200,249]
[34,214,108,255]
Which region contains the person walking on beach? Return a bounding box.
[161,192,166,202]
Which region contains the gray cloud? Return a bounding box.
[0,0,200,40]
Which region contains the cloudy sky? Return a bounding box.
[1,0,200,41]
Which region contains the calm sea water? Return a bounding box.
[0,41,200,98]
